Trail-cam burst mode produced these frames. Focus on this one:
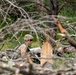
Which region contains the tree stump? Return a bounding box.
[41,41,53,66]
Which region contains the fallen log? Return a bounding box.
[0,62,76,75]
[54,18,76,48]
[64,34,76,48]
[58,33,76,48]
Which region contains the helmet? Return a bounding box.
[24,34,33,41]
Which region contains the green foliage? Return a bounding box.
[53,59,64,69]
[59,1,76,17]
[31,41,39,48]
[0,0,76,51]
[64,53,75,58]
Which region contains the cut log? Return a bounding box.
[41,41,53,66]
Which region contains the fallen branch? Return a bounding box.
[58,33,76,48]
[64,34,76,48]
[54,18,76,48]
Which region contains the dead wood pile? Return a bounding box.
[0,48,76,75]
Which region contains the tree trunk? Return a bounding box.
[48,0,59,39]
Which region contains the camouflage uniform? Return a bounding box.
[16,44,30,58]
[16,34,34,64]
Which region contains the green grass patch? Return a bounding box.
[1,40,39,50]
[64,53,75,58]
